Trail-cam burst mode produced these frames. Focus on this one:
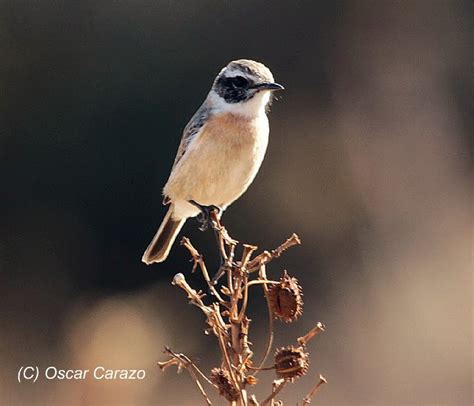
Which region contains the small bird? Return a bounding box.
[142,59,283,264]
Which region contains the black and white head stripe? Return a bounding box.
[212,59,278,104]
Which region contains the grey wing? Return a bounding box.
[172,103,210,169]
[162,103,210,205]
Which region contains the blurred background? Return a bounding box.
[0,1,471,405]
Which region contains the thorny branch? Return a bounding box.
[159,218,327,405]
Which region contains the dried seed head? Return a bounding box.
[274,345,309,381]
[210,368,239,402]
[268,270,303,322]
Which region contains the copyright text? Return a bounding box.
[17,366,146,382]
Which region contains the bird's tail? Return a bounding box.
[142,206,186,265]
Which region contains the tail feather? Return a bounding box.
[142,207,185,265]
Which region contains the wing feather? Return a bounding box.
[172,104,210,168]
[162,103,211,205]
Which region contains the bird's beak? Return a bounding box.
[252,82,285,91]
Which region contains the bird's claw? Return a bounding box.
[188,200,221,231]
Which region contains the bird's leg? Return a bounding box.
[188,200,226,265]
[188,200,221,232]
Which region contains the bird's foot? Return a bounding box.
[188,200,221,232]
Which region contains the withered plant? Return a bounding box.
[158,210,327,405]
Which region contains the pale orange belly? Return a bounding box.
[164,112,269,217]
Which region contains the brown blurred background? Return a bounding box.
[0,1,471,405]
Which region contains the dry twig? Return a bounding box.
[158,347,214,406]
[159,218,327,405]
[302,375,328,405]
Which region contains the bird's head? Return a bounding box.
[209,59,284,117]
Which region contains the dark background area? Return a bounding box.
[0,1,471,405]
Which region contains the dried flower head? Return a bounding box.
[210,368,239,402]
[268,270,303,322]
[274,345,309,381]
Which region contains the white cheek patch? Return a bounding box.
[208,90,231,111]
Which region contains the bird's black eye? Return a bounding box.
[230,76,249,88]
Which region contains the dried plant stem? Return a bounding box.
[237,244,257,322]
[212,306,239,387]
[159,347,213,406]
[248,394,260,406]
[181,237,227,305]
[247,233,301,272]
[245,280,279,288]
[247,364,275,371]
[172,273,211,315]
[254,264,274,375]
[160,216,326,406]
[211,211,238,261]
[298,323,326,347]
[261,378,286,406]
[188,370,213,405]
[302,375,328,405]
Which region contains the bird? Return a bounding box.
[142,59,284,264]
